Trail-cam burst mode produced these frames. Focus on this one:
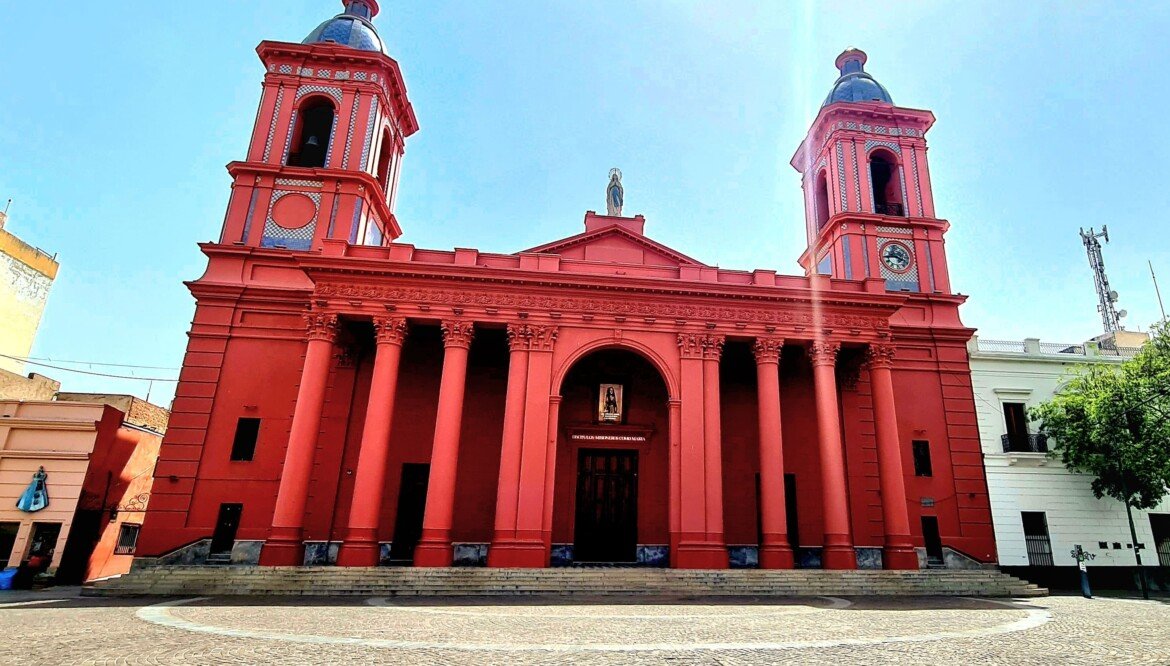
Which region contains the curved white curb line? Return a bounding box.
[136,596,1051,653]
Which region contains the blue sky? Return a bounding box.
[2,1,1168,405]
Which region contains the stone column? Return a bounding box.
[674,333,728,569]
[336,317,408,567]
[487,325,557,567]
[260,312,338,566]
[753,337,794,569]
[809,340,856,570]
[413,320,475,567]
[701,335,726,540]
[866,343,918,569]
[487,324,531,566]
[667,398,682,567]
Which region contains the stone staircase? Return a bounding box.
[84,566,1046,598]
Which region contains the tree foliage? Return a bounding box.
[1031,322,1170,510]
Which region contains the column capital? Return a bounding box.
[808,340,841,367]
[677,333,705,359]
[441,320,476,349]
[304,312,339,342]
[752,337,785,364]
[529,325,558,352]
[507,323,558,352]
[702,334,725,361]
[506,323,533,351]
[865,343,896,369]
[372,316,408,346]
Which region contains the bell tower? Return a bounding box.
[791,49,951,294]
[217,0,418,252]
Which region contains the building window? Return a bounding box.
[287,99,336,168]
[114,524,141,555]
[1001,402,1046,452]
[230,418,261,462]
[912,440,933,477]
[1021,511,1054,566]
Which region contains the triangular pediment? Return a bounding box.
[523,223,706,268]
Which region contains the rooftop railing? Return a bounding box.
[972,336,1144,359]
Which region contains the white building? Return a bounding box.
[968,334,1169,587]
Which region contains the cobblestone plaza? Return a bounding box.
[1,592,1167,664]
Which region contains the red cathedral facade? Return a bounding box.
[137,1,997,572]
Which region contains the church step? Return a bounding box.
[85,567,1046,598]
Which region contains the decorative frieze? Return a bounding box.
[312,283,891,333]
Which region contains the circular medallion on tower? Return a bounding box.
[271,193,318,229]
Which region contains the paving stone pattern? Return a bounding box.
[0,593,1166,664]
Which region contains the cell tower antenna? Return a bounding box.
[1080,226,1124,333]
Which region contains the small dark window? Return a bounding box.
[230,418,261,461]
[912,440,933,477]
[114,524,141,555]
[1002,402,1037,452]
[1098,541,1108,550]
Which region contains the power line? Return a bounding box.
[0,353,178,382]
[17,355,180,371]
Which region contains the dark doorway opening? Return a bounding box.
[210,503,242,556]
[54,510,104,584]
[389,463,430,564]
[921,515,944,567]
[574,449,638,563]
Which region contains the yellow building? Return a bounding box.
[0,209,59,375]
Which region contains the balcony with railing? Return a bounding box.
[1001,432,1048,453]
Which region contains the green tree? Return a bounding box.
[1030,322,1170,597]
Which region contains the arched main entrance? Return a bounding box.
[550,349,670,565]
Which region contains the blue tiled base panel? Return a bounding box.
[453,543,488,566]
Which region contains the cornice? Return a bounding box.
[255,40,418,137]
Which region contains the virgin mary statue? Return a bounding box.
[17,467,49,513]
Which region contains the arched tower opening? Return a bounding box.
[869,149,903,216]
[815,170,831,231]
[288,98,336,168]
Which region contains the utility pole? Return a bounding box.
[1152,260,1167,325]
[1080,227,1126,333]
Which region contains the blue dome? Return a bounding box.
[822,49,893,107]
[303,0,388,55]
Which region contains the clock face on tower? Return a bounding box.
[880,241,913,273]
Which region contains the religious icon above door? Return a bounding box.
[598,383,623,423]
